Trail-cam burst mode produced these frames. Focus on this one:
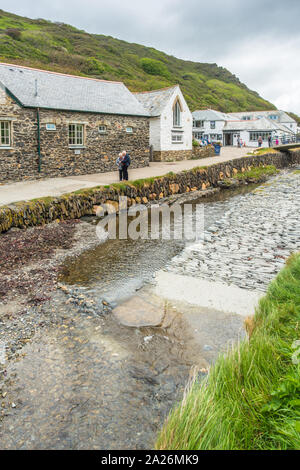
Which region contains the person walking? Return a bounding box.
[121,150,131,181]
[258,136,263,147]
[268,135,272,147]
[116,153,124,181]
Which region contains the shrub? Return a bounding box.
[140,57,170,78]
[5,28,21,40]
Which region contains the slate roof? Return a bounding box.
[228,110,295,124]
[192,109,233,121]
[0,63,149,116]
[223,117,294,133]
[134,86,178,116]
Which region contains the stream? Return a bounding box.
[0,170,299,450]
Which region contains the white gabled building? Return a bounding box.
[223,117,295,147]
[135,85,192,161]
[192,108,297,147]
[228,110,297,135]
[192,109,232,143]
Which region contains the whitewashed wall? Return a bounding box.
[149,116,161,151]
[159,86,192,152]
[193,119,225,141]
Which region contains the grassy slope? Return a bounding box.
[0,9,275,113]
[156,253,300,450]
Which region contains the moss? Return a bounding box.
[233,165,278,180]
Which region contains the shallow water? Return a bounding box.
[0,182,263,450]
[60,184,258,305]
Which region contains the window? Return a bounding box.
[269,115,278,120]
[126,127,133,133]
[173,100,181,127]
[193,132,203,140]
[46,123,56,131]
[99,125,107,133]
[69,124,84,147]
[172,132,183,143]
[242,116,251,121]
[0,121,11,147]
[249,132,272,142]
[210,121,216,129]
[194,120,204,128]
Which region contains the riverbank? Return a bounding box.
[0,149,299,234]
[156,253,300,450]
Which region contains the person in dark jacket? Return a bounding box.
[121,150,131,181]
[268,135,272,147]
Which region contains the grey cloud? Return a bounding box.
[4,0,300,113]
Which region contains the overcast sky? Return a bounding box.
[4,0,300,114]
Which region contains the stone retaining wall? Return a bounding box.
[153,145,214,162]
[0,150,299,234]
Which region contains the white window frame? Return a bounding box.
[46,123,56,131]
[99,125,107,134]
[126,126,133,133]
[0,121,11,148]
[173,100,181,127]
[172,131,183,143]
[210,121,216,129]
[69,123,84,147]
[249,132,272,142]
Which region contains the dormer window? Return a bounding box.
[173,100,181,127]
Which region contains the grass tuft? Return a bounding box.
[156,253,300,450]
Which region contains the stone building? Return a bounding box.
[0,63,150,182]
[134,85,193,161]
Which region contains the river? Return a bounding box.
[0,169,299,449]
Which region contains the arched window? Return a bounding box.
[173,99,181,127]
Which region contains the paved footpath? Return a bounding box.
[0,147,249,206]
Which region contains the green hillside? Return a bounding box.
[0,9,276,112]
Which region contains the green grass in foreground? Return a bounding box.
[234,165,279,180]
[156,253,300,450]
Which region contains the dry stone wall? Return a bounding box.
[0,150,299,234]
[153,145,214,162]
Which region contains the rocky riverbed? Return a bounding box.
[166,169,300,291]
[0,169,299,450]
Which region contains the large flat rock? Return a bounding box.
[113,294,165,327]
[154,271,263,317]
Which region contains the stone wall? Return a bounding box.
[153,145,214,162]
[0,92,150,183]
[0,150,299,234]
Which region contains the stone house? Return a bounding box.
[134,85,193,161]
[0,63,150,182]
